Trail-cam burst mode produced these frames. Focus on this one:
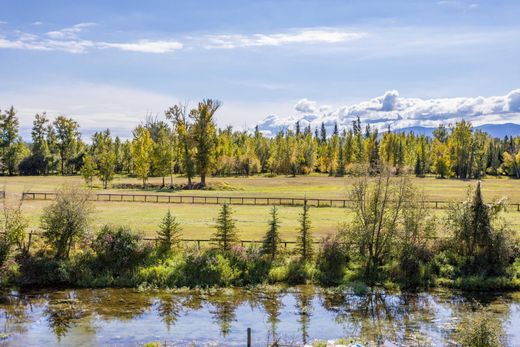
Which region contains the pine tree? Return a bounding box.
[158,210,181,252]
[296,200,313,260]
[320,122,327,144]
[261,206,281,261]
[212,204,238,251]
[469,181,492,256]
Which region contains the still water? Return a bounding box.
[0,286,519,346]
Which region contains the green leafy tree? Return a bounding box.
[131,126,153,188]
[153,126,174,187]
[53,116,80,175]
[0,201,28,265]
[296,200,313,260]
[0,106,23,175]
[158,209,182,252]
[166,104,195,188]
[190,99,221,186]
[80,155,98,188]
[41,186,92,259]
[212,203,238,251]
[261,206,281,261]
[92,130,116,189]
[30,113,52,174]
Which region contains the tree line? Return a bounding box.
[1,102,520,186]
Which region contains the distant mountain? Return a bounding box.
[475,123,520,138]
[395,123,520,138]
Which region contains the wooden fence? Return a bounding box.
[12,230,326,251]
[20,191,520,211]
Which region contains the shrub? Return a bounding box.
[178,250,240,287]
[454,306,505,347]
[41,186,92,260]
[92,225,150,275]
[315,235,348,286]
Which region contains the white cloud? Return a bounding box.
[204,29,367,49]
[0,83,289,140]
[436,1,478,9]
[32,21,43,26]
[507,89,520,112]
[256,89,520,136]
[99,40,183,53]
[381,90,399,111]
[294,98,318,113]
[45,22,96,39]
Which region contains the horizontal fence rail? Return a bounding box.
[7,232,451,252]
[20,191,520,211]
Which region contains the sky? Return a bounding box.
[0,0,519,139]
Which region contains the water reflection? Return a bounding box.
[0,286,519,346]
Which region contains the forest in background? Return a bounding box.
[0,100,519,189]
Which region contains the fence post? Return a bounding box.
[197,240,201,251]
[247,328,251,347]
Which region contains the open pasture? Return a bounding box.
[2,174,520,240]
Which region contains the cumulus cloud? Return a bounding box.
[294,98,318,114]
[507,89,520,112]
[381,90,399,111]
[203,29,366,49]
[256,89,520,136]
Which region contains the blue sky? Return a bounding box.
[0,0,519,138]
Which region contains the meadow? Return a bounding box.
[2,174,520,240]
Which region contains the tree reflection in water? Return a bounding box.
[208,289,244,337]
[257,287,285,344]
[43,291,89,341]
[320,289,437,345]
[154,294,184,332]
[295,286,314,345]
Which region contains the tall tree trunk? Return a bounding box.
[200,172,206,186]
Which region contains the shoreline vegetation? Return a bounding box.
[1,169,519,293]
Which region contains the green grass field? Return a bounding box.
[1,174,520,240]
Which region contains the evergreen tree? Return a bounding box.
[158,209,182,252]
[261,206,281,261]
[296,200,313,260]
[212,203,238,251]
[320,122,327,144]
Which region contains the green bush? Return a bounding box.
[315,235,348,286]
[454,306,505,347]
[92,225,151,275]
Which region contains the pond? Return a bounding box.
[0,286,519,346]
